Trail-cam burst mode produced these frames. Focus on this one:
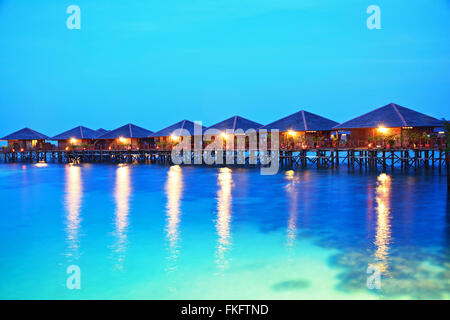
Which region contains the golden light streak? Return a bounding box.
[165,165,183,271]
[113,164,131,269]
[374,173,392,273]
[64,164,82,260]
[285,170,299,247]
[216,167,233,270]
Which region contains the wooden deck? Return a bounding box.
[0,148,448,172]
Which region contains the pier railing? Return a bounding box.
[0,148,448,172]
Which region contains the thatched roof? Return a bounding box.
[52,126,100,140]
[205,116,262,133]
[261,110,339,132]
[96,128,109,135]
[152,120,206,137]
[97,123,153,139]
[1,128,50,140]
[334,103,443,129]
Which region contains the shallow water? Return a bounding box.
[0,163,448,299]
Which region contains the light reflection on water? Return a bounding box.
[215,167,233,271]
[165,165,183,271]
[0,164,447,299]
[285,170,299,247]
[64,164,82,260]
[374,173,392,274]
[34,162,48,168]
[112,164,131,269]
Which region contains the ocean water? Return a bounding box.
[0,163,448,300]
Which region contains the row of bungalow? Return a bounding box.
[1,103,446,151]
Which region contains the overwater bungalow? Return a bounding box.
[333,103,443,148]
[261,110,339,149]
[204,115,263,148]
[52,126,101,150]
[0,127,51,151]
[152,120,206,150]
[96,123,154,150]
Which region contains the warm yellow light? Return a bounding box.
[170,134,180,141]
[70,138,77,144]
[220,167,232,173]
[220,132,229,140]
[35,161,48,168]
[378,173,389,183]
[377,126,388,134]
[288,130,297,137]
[118,137,127,143]
[285,170,295,180]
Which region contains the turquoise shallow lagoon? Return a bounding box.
[0,163,448,299]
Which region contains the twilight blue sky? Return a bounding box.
[0,0,449,137]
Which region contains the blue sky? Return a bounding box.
[0,0,449,137]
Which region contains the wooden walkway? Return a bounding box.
[0,148,448,172]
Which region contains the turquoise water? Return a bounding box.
[0,163,448,299]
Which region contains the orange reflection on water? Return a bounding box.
[374,173,392,273]
[165,165,183,270]
[113,164,131,268]
[216,167,233,270]
[285,170,299,247]
[64,164,82,259]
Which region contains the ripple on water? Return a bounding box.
[271,279,311,292]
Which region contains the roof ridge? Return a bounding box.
[2,127,49,140]
[335,103,391,127]
[262,109,303,129]
[301,110,308,131]
[302,110,339,125]
[391,103,408,126]
[129,123,133,138]
[28,128,47,139]
[232,116,238,131]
